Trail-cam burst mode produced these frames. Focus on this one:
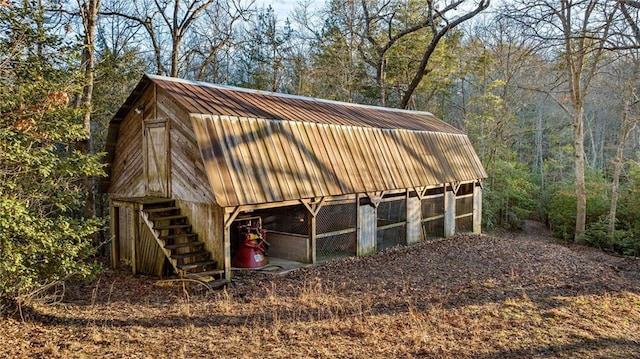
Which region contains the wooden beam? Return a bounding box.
[224,206,243,228]
[366,191,385,208]
[300,197,326,217]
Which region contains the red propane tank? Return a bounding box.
[232,225,269,268]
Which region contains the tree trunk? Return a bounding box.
[573,105,587,243]
[79,0,101,220]
[608,96,635,244]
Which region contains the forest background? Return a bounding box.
[2,0,640,307]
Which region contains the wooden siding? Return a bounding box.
[157,87,216,204]
[137,214,165,276]
[175,200,224,268]
[108,88,155,197]
[193,114,486,208]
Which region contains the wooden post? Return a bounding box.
[357,195,377,256]
[223,224,231,281]
[473,183,483,234]
[131,203,139,275]
[406,195,421,245]
[309,212,317,264]
[444,186,456,238]
[110,204,120,269]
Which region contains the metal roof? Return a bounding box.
[148,74,463,133]
[192,114,486,207]
[104,74,487,206]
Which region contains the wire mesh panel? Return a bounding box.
[422,217,444,239]
[377,198,407,251]
[456,196,473,217]
[456,184,474,233]
[456,216,473,232]
[317,203,357,234]
[317,232,356,258]
[377,225,406,251]
[260,205,309,235]
[316,202,357,258]
[422,195,444,218]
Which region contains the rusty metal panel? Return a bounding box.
[192,114,486,207]
[150,75,463,133]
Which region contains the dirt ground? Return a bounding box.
[2,222,639,358]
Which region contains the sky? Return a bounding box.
[264,0,322,19]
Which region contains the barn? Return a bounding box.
[101,74,487,286]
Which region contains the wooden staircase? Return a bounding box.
[139,198,226,288]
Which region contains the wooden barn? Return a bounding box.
[101,74,487,285]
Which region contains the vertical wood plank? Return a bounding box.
[357,197,377,256]
[406,195,421,245]
[224,219,231,281]
[444,186,456,238]
[473,183,483,234]
[131,203,139,275]
[309,212,317,264]
[110,203,120,269]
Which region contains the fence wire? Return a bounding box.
[316,203,357,258]
[377,198,407,251]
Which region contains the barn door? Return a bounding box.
[144,120,170,197]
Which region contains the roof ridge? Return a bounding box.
[145,73,437,117]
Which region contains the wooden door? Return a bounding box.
[144,120,170,197]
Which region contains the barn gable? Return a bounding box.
[103,74,487,285]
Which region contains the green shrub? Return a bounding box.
[547,175,611,241]
[483,160,539,230]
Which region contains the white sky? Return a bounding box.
[264,0,323,19]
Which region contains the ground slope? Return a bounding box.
[2,225,639,358]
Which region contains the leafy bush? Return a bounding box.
[546,174,610,241]
[0,3,104,310]
[483,160,539,230]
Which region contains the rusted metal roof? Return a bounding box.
[104,74,487,206]
[191,114,486,207]
[148,74,463,133]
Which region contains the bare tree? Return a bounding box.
[102,0,250,77]
[398,0,490,109]
[502,0,618,243]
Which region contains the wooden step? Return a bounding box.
[171,250,209,260]
[154,224,192,231]
[144,206,180,213]
[164,241,204,250]
[184,269,224,279]
[148,214,187,221]
[141,198,175,205]
[177,260,218,271]
[159,233,198,241]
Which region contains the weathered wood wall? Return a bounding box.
[137,215,165,276]
[157,88,216,204]
[109,86,156,197]
[176,200,224,270]
[267,232,311,262]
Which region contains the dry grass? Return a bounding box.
[2,228,640,358]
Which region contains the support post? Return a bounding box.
[473,182,483,234]
[309,212,317,264]
[131,203,139,275]
[406,195,421,245]
[110,204,120,269]
[444,185,456,238]
[223,224,231,281]
[357,194,377,256]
